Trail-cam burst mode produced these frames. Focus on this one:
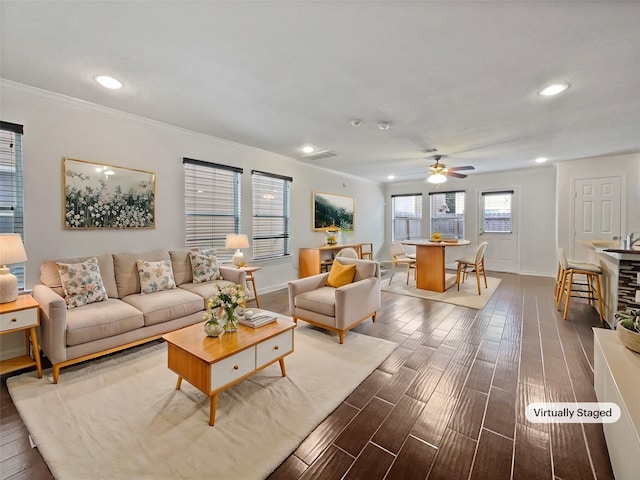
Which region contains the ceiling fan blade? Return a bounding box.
[447,171,468,179]
[448,165,475,171]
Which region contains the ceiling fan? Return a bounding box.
[426,155,475,184]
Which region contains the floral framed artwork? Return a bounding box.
[312,191,354,231]
[63,157,156,229]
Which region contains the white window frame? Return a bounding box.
[183,158,242,263]
[429,190,465,239]
[392,193,422,241]
[252,170,291,260]
[0,122,25,288]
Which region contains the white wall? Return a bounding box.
[384,166,558,277]
[0,81,386,357]
[556,154,640,259]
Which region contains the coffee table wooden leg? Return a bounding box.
[279,358,287,377]
[209,394,218,426]
[175,376,182,390]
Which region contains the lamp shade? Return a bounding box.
[225,234,250,249]
[0,233,27,265]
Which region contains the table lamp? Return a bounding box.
[226,234,250,267]
[0,233,28,303]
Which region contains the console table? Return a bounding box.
[593,328,640,479]
[299,243,365,278]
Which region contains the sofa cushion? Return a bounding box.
[136,259,176,294]
[56,257,108,309]
[294,286,336,317]
[41,253,117,298]
[121,288,203,326]
[178,279,236,307]
[66,299,144,346]
[169,249,193,286]
[114,251,170,298]
[188,249,221,283]
[326,259,356,288]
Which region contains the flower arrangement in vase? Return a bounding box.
[206,283,247,333]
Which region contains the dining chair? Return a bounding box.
[360,242,374,260]
[389,243,416,285]
[335,247,360,259]
[556,248,604,322]
[455,242,488,294]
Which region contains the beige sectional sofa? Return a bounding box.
[33,249,245,383]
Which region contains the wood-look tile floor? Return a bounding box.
[0,272,614,480]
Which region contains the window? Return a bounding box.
[252,170,291,260]
[429,190,465,239]
[392,194,422,241]
[0,122,25,288]
[482,190,513,233]
[183,158,242,263]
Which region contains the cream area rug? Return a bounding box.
[381,273,502,310]
[7,323,397,480]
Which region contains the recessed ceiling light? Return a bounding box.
[350,119,362,127]
[94,75,123,90]
[535,157,548,163]
[302,146,315,154]
[378,122,391,130]
[539,83,569,96]
[387,175,395,180]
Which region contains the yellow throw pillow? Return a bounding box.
[326,259,357,288]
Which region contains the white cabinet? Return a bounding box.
[593,329,640,480]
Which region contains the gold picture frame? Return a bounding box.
[312,191,354,231]
[63,157,156,229]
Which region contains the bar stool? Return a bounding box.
[556,248,604,322]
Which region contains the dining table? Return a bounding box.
[401,239,471,292]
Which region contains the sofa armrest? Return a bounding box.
[33,283,69,364]
[287,274,330,315]
[334,277,381,329]
[219,266,246,286]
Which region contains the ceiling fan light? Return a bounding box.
[426,173,447,184]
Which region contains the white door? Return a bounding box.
[573,177,621,258]
[479,189,518,273]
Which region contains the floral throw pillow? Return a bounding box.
[56,257,108,309]
[189,249,222,283]
[136,259,177,294]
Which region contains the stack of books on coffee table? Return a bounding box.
[239,312,277,328]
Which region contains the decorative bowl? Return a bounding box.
[617,324,640,354]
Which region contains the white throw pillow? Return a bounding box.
[188,249,222,283]
[136,259,176,294]
[56,257,108,309]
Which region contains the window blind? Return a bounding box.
[183,158,242,262]
[0,122,25,288]
[251,170,291,260]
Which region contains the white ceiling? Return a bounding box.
[2,1,639,183]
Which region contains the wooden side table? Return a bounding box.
[241,266,261,308]
[0,294,43,378]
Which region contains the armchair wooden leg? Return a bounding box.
[339,332,345,344]
[372,312,377,323]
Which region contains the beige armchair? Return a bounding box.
[288,257,380,343]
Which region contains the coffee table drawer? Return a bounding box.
[256,330,293,368]
[210,347,255,391]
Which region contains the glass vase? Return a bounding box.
[204,319,224,338]
[222,308,240,332]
